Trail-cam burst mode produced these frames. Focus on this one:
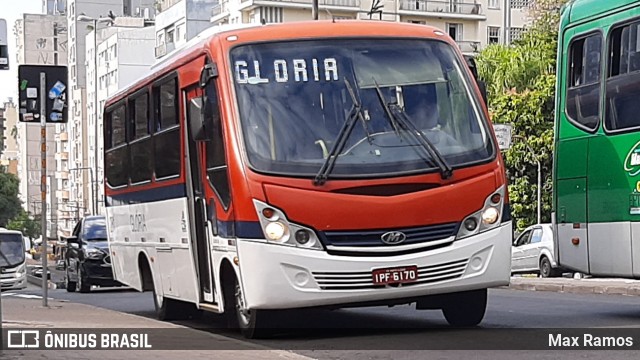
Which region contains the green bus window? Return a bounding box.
[566,33,602,131]
[606,22,640,131]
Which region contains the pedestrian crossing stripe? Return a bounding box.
[1,292,42,299]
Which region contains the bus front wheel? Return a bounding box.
[227,276,272,339]
[441,289,487,327]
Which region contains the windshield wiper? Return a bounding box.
[372,79,453,180]
[313,78,369,186]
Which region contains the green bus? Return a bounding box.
[554,0,640,278]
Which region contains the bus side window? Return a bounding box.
[204,80,231,209]
[606,22,640,131]
[566,33,602,131]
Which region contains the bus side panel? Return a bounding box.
[107,197,199,303]
[556,178,589,273]
[631,223,640,278]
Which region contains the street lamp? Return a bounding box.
[69,166,95,215]
[512,135,542,225]
[77,15,112,217]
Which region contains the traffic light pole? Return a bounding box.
[40,71,48,307]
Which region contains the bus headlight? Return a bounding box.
[253,199,323,250]
[481,207,499,225]
[457,186,505,240]
[265,222,287,241]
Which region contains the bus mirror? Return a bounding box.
[189,97,211,141]
[200,63,218,87]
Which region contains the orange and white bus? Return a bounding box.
[103,21,512,338]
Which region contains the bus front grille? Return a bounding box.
[311,258,468,290]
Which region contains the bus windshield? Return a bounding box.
[231,38,493,178]
[0,233,25,268]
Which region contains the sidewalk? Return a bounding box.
[0,297,313,360]
[507,276,640,296]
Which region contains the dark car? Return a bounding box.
[65,215,119,292]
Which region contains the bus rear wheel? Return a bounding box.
[441,289,487,327]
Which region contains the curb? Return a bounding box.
[507,279,640,297]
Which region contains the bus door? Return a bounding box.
[185,85,216,304]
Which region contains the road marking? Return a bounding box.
[2,293,43,299]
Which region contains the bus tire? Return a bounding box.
[441,289,487,327]
[227,275,271,339]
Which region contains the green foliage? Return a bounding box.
[6,210,41,239]
[0,168,22,227]
[475,0,568,231]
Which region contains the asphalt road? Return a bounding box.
[12,284,640,359]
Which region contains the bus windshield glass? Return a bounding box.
[0,233,25,268]
[231,38,493,178]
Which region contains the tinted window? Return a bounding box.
[111,105,126,146]
[566,33,602,130]
[82,217,107,240]
[606,22,640,131]
[205,81,231,208]
[515,230,531,246]
[106,147,129,187]
[156,79,178,131]
[130,93,149,140]
[154,129,181,179]
[0,233,25,267]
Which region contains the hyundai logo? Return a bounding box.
[381,231,407,245]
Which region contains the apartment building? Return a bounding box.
[0,100,19,176]
[64,0,155,236]
[154,0,218,59]
[209,0,531,54]
[85,17,155,216]
[14,14,67,237]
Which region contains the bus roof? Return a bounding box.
[565,0,639,24]
[106,20,447,106]
[0,227,23,235]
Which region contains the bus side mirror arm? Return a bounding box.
[200,63,218,87]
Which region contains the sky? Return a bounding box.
[0,0,45,103]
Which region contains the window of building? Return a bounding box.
[447,23,463,41]
[566,33,602,130]
[488,0,500,9]
[166,29,175,44]
[510,0,531,9]
[260,6,283,23]
[488,26,500,44]
[606,21,640,131]
[509,27,525,42]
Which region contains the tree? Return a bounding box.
[475,0,568,231]
[0,167,21,227]
[6,210,41,239]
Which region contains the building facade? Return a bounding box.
[14,14,68,238]
[0,100,19,176]
[209,0,531,53]
[85,18,156,216]
[64,0,155,236]
[154,0,217,59]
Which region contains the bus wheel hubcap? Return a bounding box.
[235,285,250,325]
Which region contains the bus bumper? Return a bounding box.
[237,221,512,310]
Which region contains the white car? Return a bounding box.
[511,223,564,278]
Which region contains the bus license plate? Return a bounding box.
[372,266,418,285]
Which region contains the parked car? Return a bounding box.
[511,223,564,278]
[65,215,120,292]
